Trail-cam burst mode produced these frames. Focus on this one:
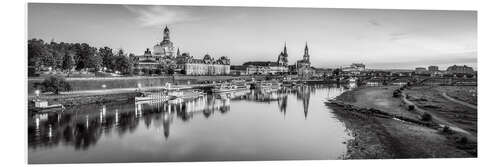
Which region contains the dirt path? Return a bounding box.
[401,92,472,136]
[441,92,477,109]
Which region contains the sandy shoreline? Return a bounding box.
[328,86,477,159]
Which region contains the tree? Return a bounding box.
[117,48,125,57]
[74,43,97,71]
[41,76,71,94]
[62,51,75,73]
[89,54,103,71]
[333,68,342,76]
[98,47,114,71]
[159,60,176,75]
[113,55,132,74]
[47,41,66,70]
[28,39,50,70]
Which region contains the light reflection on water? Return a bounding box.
[28,84,353,163]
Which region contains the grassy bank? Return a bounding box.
[404,86,477,135]
[329,86,476,159]
[28,92,137,110]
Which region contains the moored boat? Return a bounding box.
[212,82,250,93]
[30,99,65,113]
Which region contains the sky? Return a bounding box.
[28,3,477,70]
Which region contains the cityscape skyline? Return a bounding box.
[28,3,477,70]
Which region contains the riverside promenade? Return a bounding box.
[27,83,217,100]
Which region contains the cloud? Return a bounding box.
[368,19,381,26]
[389,32,410,41]
[124,5,197,27]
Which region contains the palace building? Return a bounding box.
[176,52,231,75]
[133,25,231,75]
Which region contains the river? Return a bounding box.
[28,84,353,163]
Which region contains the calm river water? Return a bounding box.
[28,84,353,163]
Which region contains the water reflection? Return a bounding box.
[28,95,235,150]
[28,84,352,162]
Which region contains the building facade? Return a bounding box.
[428,65,439,71]
[342,63,366,75]
[244,61,288,75]
[241,43,289,75]
[177,54,230,75]
[446,65,474,74]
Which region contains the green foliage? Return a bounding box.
[99,46,114,71]
[28,39,134,75]
[421,112,433,122]
[333,68,342,76]
[442,126,453,134]
[408,104,415,111]
[28,39,50,69]
[159,60,176,75]
[28,39,102,72]
[41,76,71,94]
[113,55,132,74]
[62,51,75,71]
[73,43,97,70]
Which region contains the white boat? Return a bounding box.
[212,83,250,93]
[31,99,65,113]
[134,92,176,101]
[135,82,180,101]
[348,77,357,83]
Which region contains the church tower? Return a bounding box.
[277,42,289,66]
[303,42,310,63]
[158,25,174,58]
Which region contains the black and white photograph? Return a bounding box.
[5,0,497,166]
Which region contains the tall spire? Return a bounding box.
[163,25,170,41]
[176,48,180,57]
[283,41,287,55]
[304,42,310,63]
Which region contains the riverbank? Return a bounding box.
[28,75,267,94]
[328,86,476,159]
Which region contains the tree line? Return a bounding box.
[28,38,134,76]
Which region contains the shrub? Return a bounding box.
[40,76,71,94]
[393,91,401,98]
[421,112,433,121]
[442,126,453,134]
[456,136,468,145]
[408,105,415,111]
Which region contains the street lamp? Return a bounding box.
[35,90,40,97]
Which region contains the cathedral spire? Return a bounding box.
[304,42,310,62]
[176,48,180,57]
[283,41,287,55]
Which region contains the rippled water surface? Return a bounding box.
[28,84,352,163]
